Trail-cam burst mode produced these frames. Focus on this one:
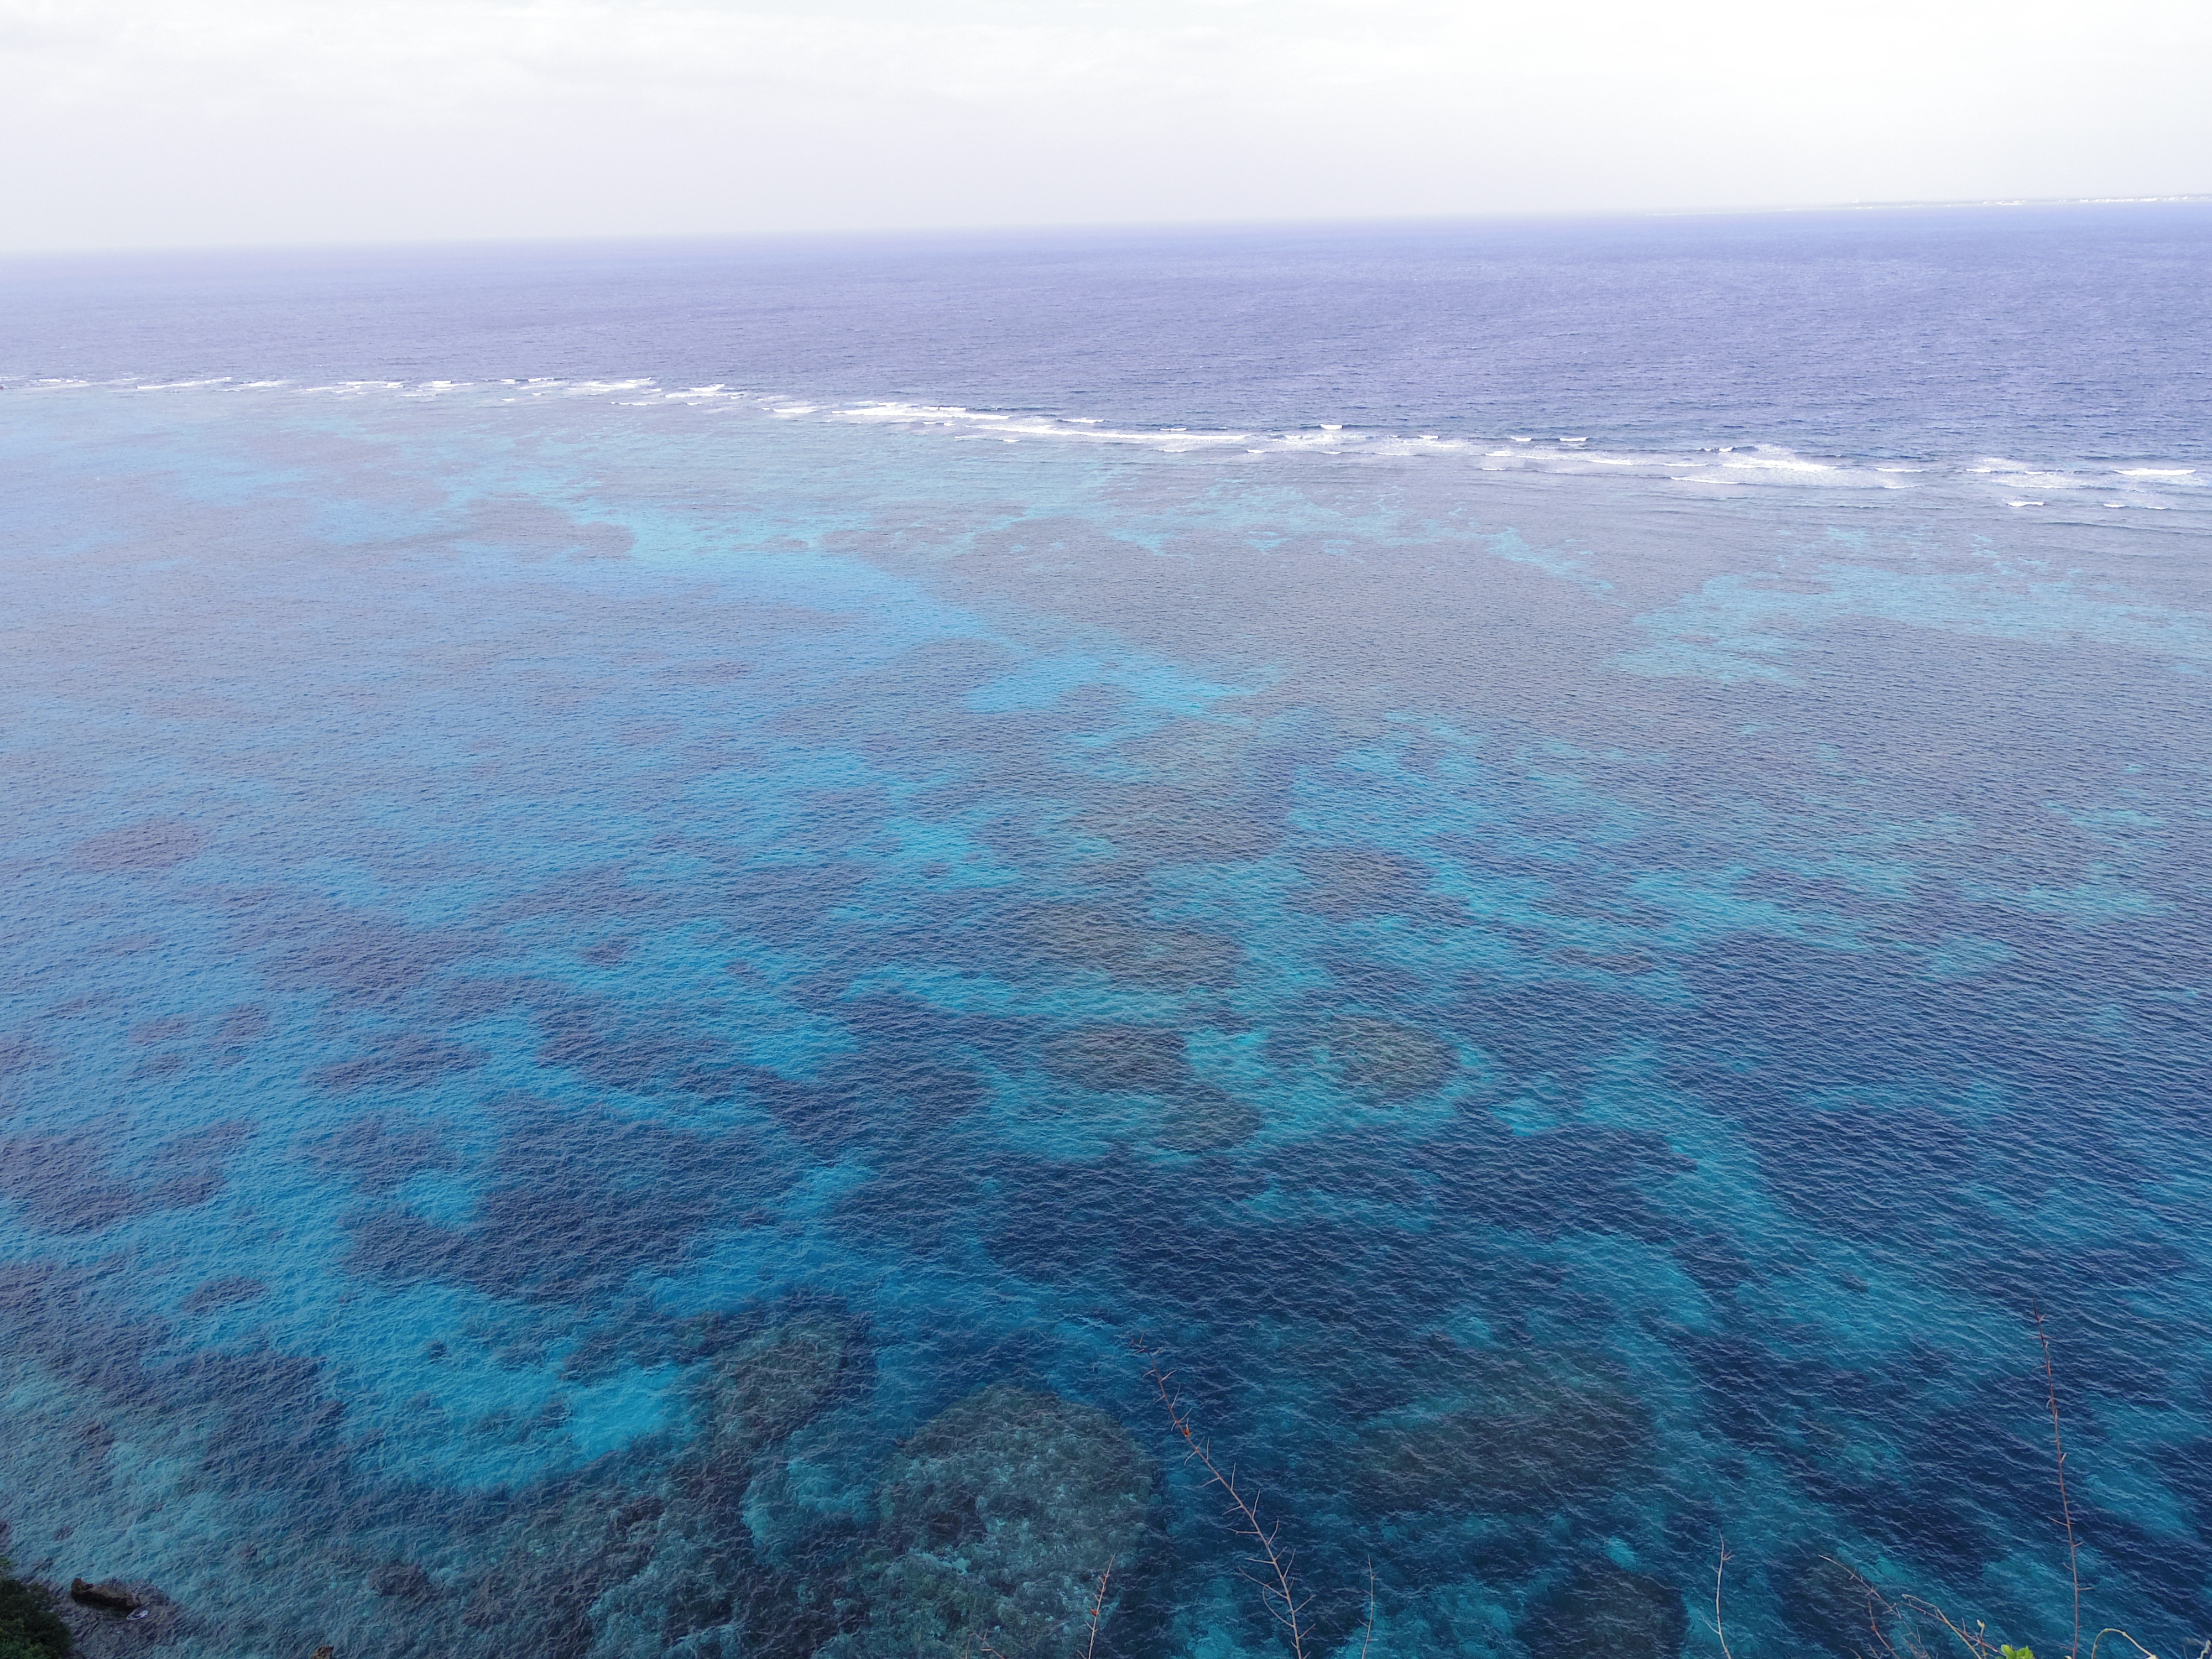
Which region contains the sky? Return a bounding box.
[1,0,2207,253]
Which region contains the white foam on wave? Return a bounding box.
[298,380,407,396]
[1724,451,1833,473]
[33,376,2205,524]
[828,400,1257,452]
[1359,435,1477,459]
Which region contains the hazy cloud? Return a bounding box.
[2,0,2205,251]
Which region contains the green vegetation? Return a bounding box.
[0,1558,72,1659]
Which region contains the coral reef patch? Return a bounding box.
[825,1386,1154,1659]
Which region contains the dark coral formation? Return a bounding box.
[1290,848,1440,920]
[1012,905,1243,992]
[70,820,208,874]
[1519,1560,1688,1659]
[1778,1552,1891,1657]
[1351,1348,1650,1517]
[1320,1015,1457,1104]
[0,1120,250,1237]
[452,1311,864,1659]
[8,1304,1145,1659]
[825,1385,1154,1659]
[1040,1026,1189,1093]
[342,1105,783,1304]
[1152,1087,1262,1152]
[701,1314,855,1470]
[309,1035,485,1094]
[179,1276,266,1316]
[1037,1024,1262,1151]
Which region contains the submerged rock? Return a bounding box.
[825,1385,1153,1659]
[1519,1561,1687,1659]
[71,1578,140,1613]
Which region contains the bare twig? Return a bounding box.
[1905,1598,2003,1659]
[1144,1352,1311,1659]
[1358,1559,1376,1659]
[1084,1558,1117,1659]
[1712,1535,1736,1659]
[1823,1557,1935,1659]
[2035,1308,2084,1659]
[2088,1628,2159,1659]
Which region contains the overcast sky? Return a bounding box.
[2,0,2206,253]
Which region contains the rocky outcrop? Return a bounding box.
[50,1577,188,1656]
[70,1578,139,1612]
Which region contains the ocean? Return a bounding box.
[1,204,2208,1659]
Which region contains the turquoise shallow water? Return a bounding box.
[2,227,2210,1659]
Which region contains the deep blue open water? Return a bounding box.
[2,206,2208,1659]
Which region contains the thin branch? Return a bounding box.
[1145,1353,1310,1659]
[1712,1536,1736,1659]
[1901,1593,2006,1659]
[1821,1557,1919,1659]
[1358,1559,1376,1659]
[1084,1558,1117,1659]
[2035,1308,2085,1659]
[2088,1628,2159,1659]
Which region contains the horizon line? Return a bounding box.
[4,193,2209,265]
